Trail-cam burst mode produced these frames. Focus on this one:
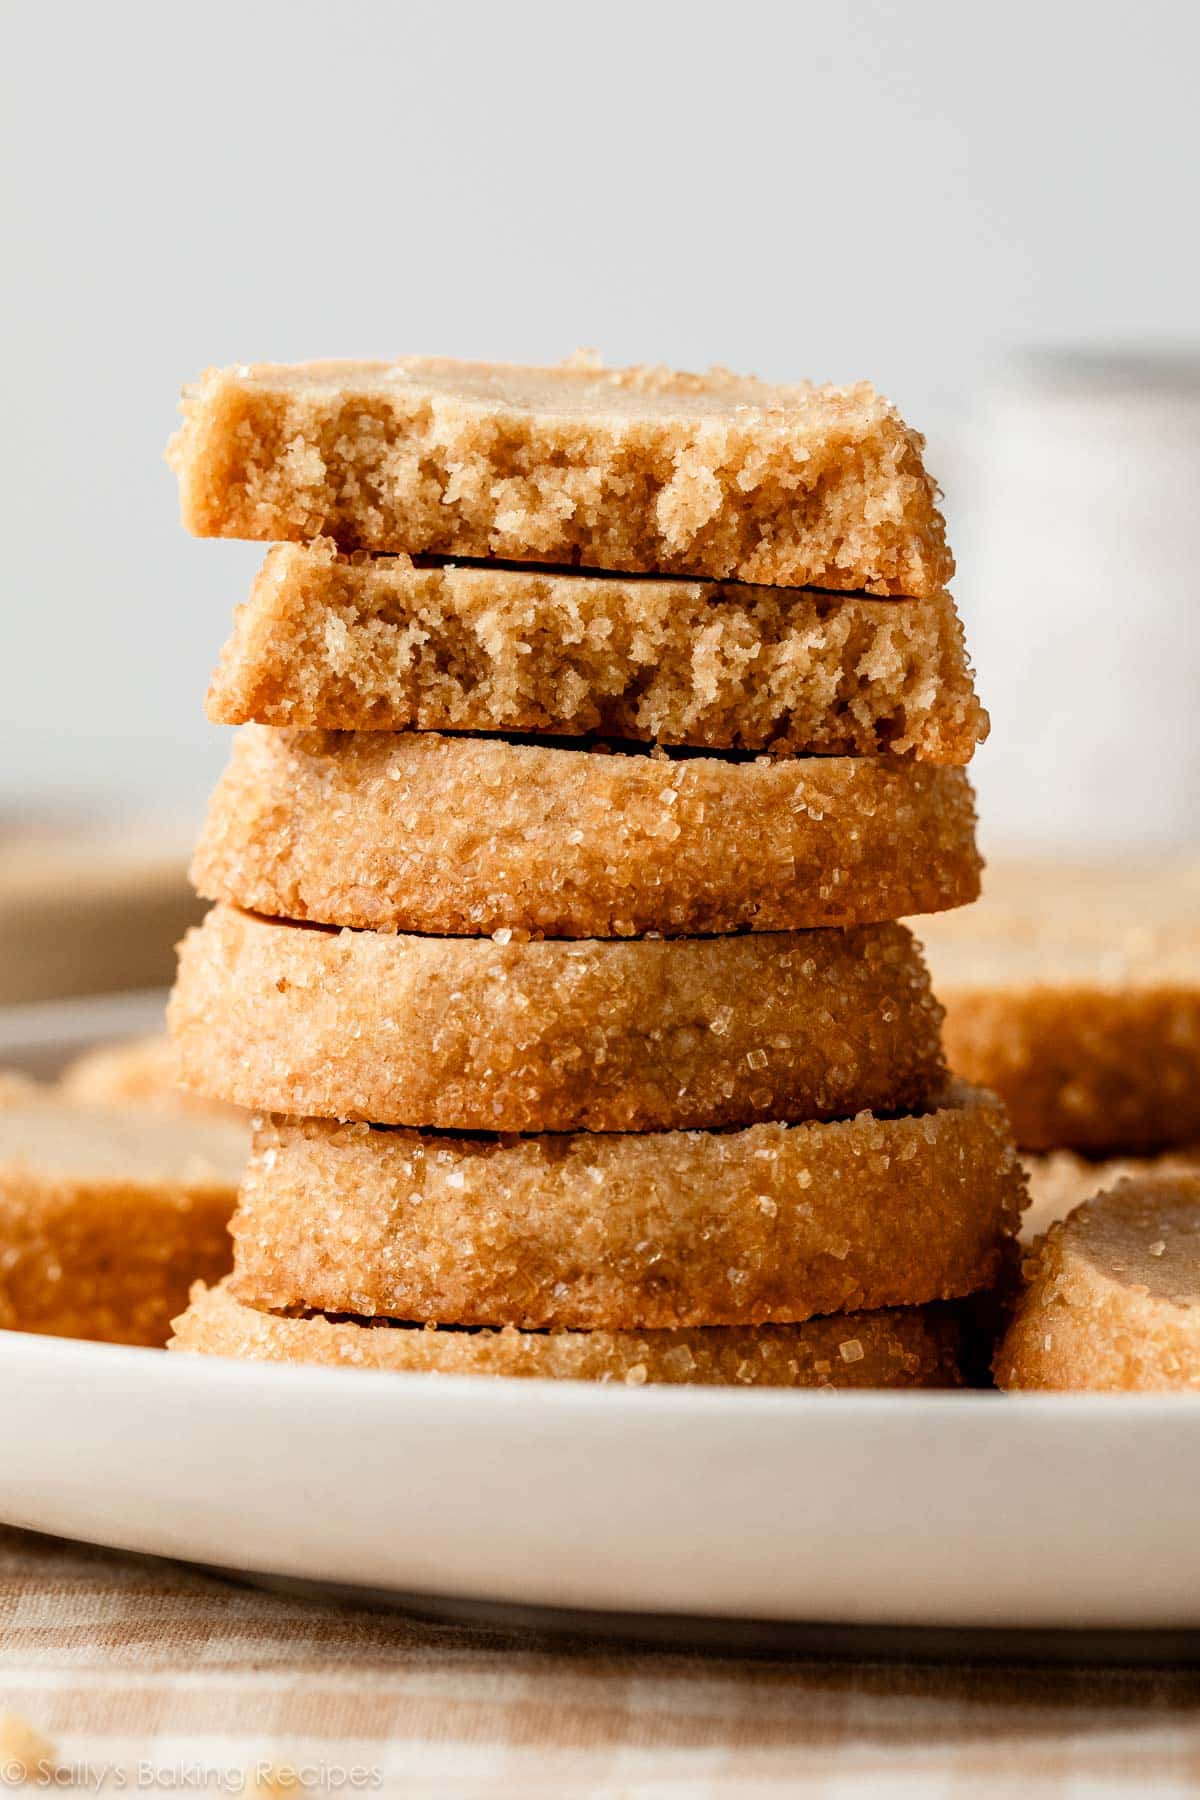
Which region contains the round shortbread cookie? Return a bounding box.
[169,357,953,596]
[994,1175,1200,1391]
[170,906,946,1133]
[0,1080,244,1346]
[207,544,987,763]
[193,728,981,938]
[228,1085,1025,1329]
[916,857,1200,1152]
[170,1280,966,1389]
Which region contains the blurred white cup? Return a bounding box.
[958,351,1200,853]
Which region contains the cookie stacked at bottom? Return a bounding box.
[165,355,1027,1386]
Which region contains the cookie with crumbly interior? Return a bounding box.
[167,356,953,595]
[0,1075,245,1345]
[994,1175,1200,1391]
[915,857,1200,1152]
[170,1279,966,1388]
[228,1084,1024,1330]
[194,728,981,939]
[1022,1146,1200,1244]
[169,905,946,1133]
[208,543,985,760]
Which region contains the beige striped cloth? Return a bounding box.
[0,1526,1198,1798]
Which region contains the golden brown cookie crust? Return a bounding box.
[167,357,953,595]
[169,905,947,1132]
[170,1279,965,1389]
[0,1086,243,1345]
[917,858,1200,1152]
[208,544,985,760]
[229,1085,1024,1329]
[994,1175,1200,1392]
[194,728,981,939]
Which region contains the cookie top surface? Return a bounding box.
[1060,1175,1200,1307]
[188,356,901,430]
[0,1079,246,1187]
[917,857,1200,991]
[1023,1147,1200,1243]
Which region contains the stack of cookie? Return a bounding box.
[165,356,1026,1388]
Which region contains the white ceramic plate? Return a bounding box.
[1,995,1198,1647]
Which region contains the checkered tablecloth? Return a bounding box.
[0,1527,1198,1798]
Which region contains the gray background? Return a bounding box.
[2,0,1197,839]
